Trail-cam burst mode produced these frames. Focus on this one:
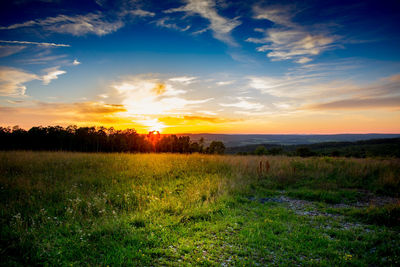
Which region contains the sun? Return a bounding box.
[146,119,166,133]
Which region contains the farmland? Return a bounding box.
[1,152,399,266]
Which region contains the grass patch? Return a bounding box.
[348,204,400,227]
[286,189,361,204]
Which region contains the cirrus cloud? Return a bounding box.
[0,67,39,96]
[41,66,66,85]
[165,0,241,46]
[0,12,123,36]
[247,5,338,63]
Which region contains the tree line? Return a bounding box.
[231,139,400,158]
[0,126,226,154]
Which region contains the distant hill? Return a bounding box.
[225,137,400,158]
[178,134,400,147]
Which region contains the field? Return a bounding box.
[1,152,400,266]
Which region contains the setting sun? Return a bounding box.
[143,119,166,133]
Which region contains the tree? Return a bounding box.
[268,147,283,155]
[254,145,267,155]
[296,147,314,157]
[207,141,225,154]
[198,137,205,153]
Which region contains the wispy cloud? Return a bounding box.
[0,45,26,57]
[198,110,217,115]
[247,5,338,63]
[0,67,38,96]
[6,100,24,104]
[29,101,127,115]
[252,5,295,26]
[165,0,241,46]
[220,97,264,111]
[17,49,68,65]
[306,96,400,110]
[41,66,66,85]
[0,13,123,36]
[155,17,191,31]
[0,101,129,128]
[168,76,197,84]
[98,94,109,99]
[21,55,69,65]
[158,115,236,125]
[216,81,234,86]
[248,72,400,111]
[73,59,81,65]
[0,65,70,96]
[0,40,70,47]
[126,9,155,17]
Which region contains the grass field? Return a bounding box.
[1,151,400,266]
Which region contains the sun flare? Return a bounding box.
[144,119,166,133]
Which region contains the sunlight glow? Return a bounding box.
[139,119,166,133]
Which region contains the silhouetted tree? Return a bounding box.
[296,147,315,157]
[207,141,225,154]
[0,125,226,155]
[254,145,267,155]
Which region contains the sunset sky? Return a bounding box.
[0,0,399,134]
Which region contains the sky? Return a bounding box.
[0,0,399,134]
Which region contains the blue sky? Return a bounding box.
[0,0,399,133]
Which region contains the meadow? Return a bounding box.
[1,151,399,266]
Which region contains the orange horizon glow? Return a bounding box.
[1,101,399,135]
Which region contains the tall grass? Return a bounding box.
[1,152,399,265]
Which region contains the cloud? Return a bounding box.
[198,110,217,115]
[41,66,66,85]
[73,59,81,65]
[151,83,166,95]
[20,55,68,65]
[0,67,38,96]
[216,81,234,86]
[31,101,126,115]
[160,97,212,109]
[307,96,400,110]
[0,13,123,36]
[165,0,241,45]
[112,74,212,116]
[71,102,126,114]
[168,76,197,84]
[247,76,300,97]
[6,100,25,104]
[252,5,294,26]
[0,45,26,57]
[98,94,109,99]
[127,9,155,17]
[155,17,191,31]
[248,72,400,112]
[295,57,312,64]
[18,50,68,65]
[158,115,235,124]
[0,40,70,47]
[220,97,264,111]
[247,5,337,63]
[20,101,126,115]
[0,101,129,128]
[385,74,400,83]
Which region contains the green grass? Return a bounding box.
[285,189,361,204]
[1,152,399,266]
